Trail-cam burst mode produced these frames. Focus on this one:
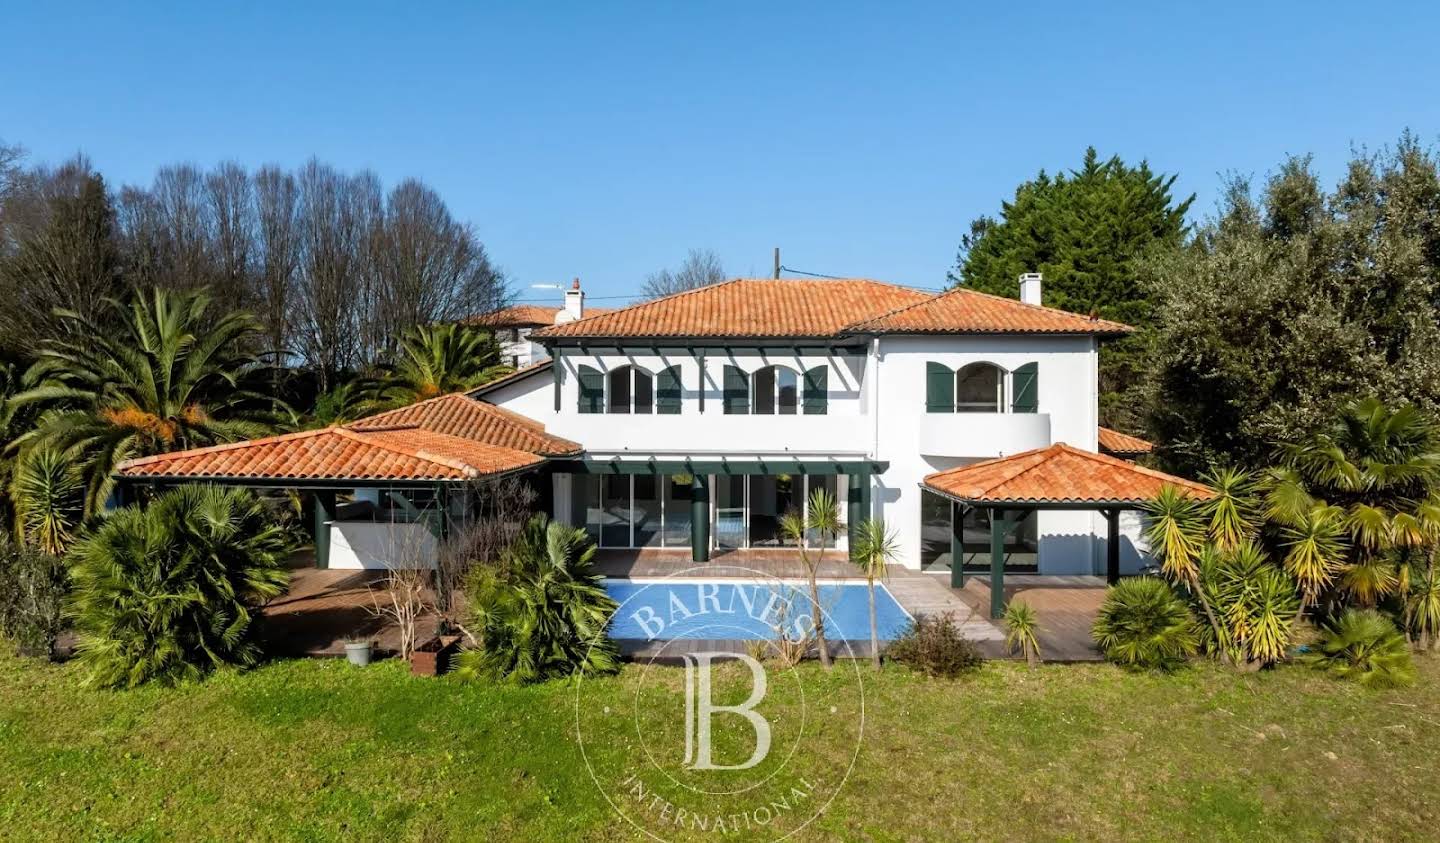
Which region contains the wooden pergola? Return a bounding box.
[922,443,1212,618]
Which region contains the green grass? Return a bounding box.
[1,652,1438,840]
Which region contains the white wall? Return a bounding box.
[327,521,437,570]
[485,335,1109,574]
[869,334,1101,574]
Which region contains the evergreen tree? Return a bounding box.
[949,148,1193,430]
[1143,134,1440,476]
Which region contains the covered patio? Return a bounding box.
[923,443,1213,618]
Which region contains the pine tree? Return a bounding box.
[948,148,1193,430]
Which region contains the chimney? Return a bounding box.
[1019,272,1043,306]
[558,277,584,324]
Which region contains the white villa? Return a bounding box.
[118,274,1208,618]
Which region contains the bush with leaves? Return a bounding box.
[1003,601,1042,666]
[68,485,291,689]
[455,515,618,684]
[887,615,983,678]
[1092,577,1198,671]
[0,536,68,658]
[1301,609,1416,689]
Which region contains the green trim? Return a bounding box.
[544,339,868,356]
[690,474,710,563]
[553,458,887,476]
[989,508,1017,619]
[949,501,965,589]
[312,490,335,570]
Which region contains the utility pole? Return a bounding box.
[773,247,780,279]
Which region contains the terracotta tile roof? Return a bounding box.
[1097,426,1154,456]
[923,443,1211,506]
[345,393,580,456]
[850,287,1132,335]
[116,427,541,482]
[532,278,934,339]
[468,304,615,328]
[467,359,553,396]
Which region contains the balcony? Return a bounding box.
[918,412,1051,458]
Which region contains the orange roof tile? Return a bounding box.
[468,304,615,328]
[116,427,541,482]
[1097,426,1154,456]
[923,443,1210,506]
[346,393,580,456]
[532,278,933,339]
[850,287,1132,335]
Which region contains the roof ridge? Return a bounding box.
[338,427,483,476]
[845,285,1133,333]
[1052,442,1211,492]
[953,286,1129,326]
[532,277,746,338]
[116,427,335,469]
[840,287,946,332]
[970,445,1061,497]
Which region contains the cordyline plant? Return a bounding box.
[780,487,843,669]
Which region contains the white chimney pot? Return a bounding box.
[1019,272,1043,306]
[558,277,584,324]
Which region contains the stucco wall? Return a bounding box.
[327,521,437,570]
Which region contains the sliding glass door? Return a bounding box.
[715,475,747,549]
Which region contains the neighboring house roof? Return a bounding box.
[347,392,580,456]
[116,393,575,483]
[116,426,542,482]
[849,286,1132,336]
[531,278,1131,340]
[1097,426,1154,457]
[469,304,615,328]
[468,359,553,397]
[923,443,1211,507]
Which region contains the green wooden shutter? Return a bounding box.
[925,362,954,412]
[803,365,828,415]
[657,365,682,414]
[1011,362,1038,413]
[578,364,604,413]
[723,365,749,414]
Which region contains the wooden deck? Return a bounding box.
[262,551,1104,662]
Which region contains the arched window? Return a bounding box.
[752,365,800,415]
[954,363,1003,413]
[607,365,653,414]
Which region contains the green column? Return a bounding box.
[950,501,965,589]
[313,490,336,570]
[1105,508,1121,585]
[846,471,865,554]
[690,473,710,563]
[989,507,1010,619]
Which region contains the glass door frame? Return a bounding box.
[708,473,846,552]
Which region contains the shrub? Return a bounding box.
[0,536,69,658]
[1003,601,1042,666]
[887,615,983,678]
[1092,578,1199,671]
[69,485,291,689]
[456,515,619,684]
[1301,609,1416,689]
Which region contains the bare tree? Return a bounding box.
[641,248,726,299]
[435,475,538,615]
[368,179,507,359]
[0,156,125,349]
[253,166,300,372]
[206,162,254,308]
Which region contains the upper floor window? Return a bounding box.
[926,361,1038,414]
[724,364,828,415]
[578,363,682,414]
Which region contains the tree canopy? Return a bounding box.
[1142,135,1440,476]
[949,148,1193,429]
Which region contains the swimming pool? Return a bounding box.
[604,579,912,641]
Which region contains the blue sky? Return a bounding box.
[3,2,1437,305]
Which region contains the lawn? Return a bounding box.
[0,652,1436,841]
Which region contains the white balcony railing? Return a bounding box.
[917,412,1051,459]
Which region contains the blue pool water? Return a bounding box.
[604,580,912,641]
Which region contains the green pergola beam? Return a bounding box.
[312,490,336,570]
[690,473,710,563]
[555,459,887,476]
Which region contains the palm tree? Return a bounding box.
[851,517,898,670]
[376,323,512,406]
[780,486,843,669]
[1145,484,1229,662]
[457,515,619,684]
[1269,398,1440,607]
[6,289,280,516]
[10,447,81,554]
[68,485,291,689]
